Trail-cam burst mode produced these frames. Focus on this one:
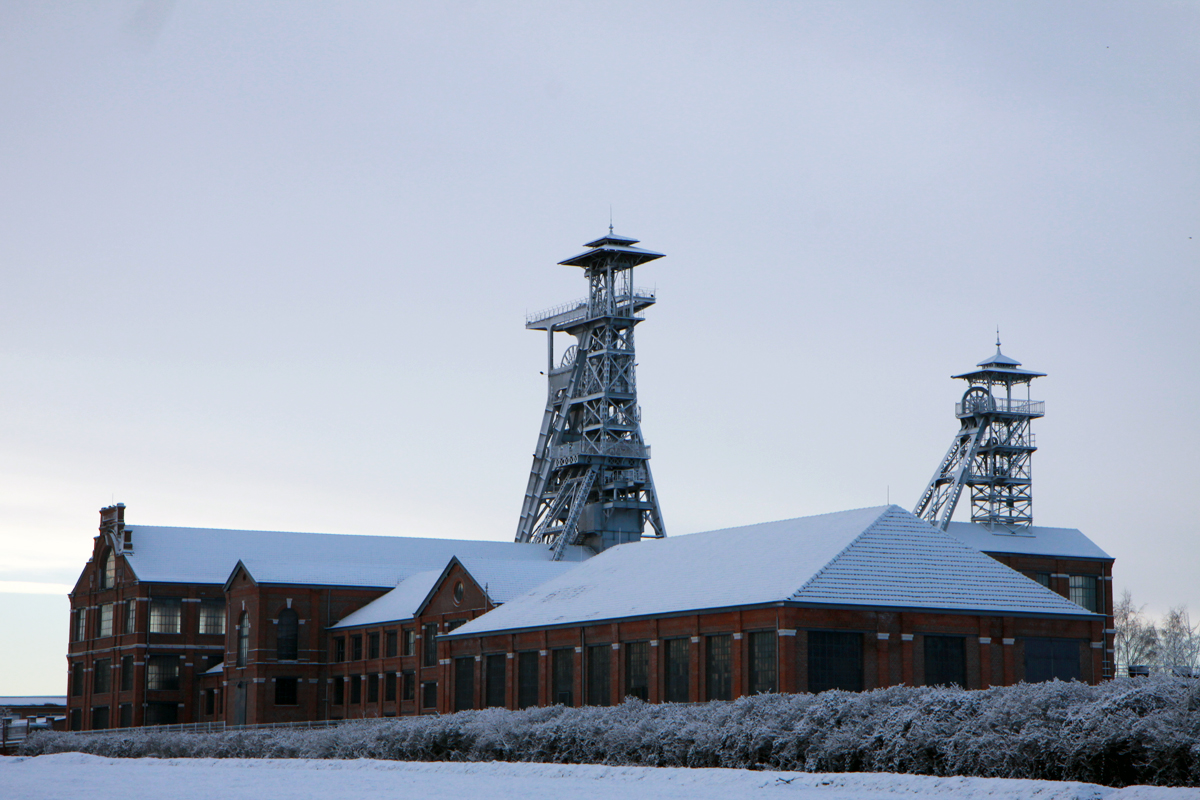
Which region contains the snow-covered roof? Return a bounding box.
[945,521,1111,561]
[119,525,588,588]
[203,662,224,675]
[330,558,584,629]
[0,696,66,707]
[447,506,1098,638]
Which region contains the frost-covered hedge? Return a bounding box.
[24,676,1200,787]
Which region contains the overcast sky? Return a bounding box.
[1,1,1196,694]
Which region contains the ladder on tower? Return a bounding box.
[550,467,598,561]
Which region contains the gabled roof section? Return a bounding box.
[447,506,1096,638]
[120,524,589,588]
[792,508,1097,615]
[944,521,1111,561]
[330,569,443,629]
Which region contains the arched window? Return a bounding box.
[101,550,115,590]
[277,608,298,661]
[236,612,250,668]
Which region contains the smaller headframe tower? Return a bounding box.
[914,338,1046,529]
[515,229,666,559]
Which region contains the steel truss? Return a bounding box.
[515,232,666,558]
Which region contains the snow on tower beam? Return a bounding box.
[515,231,666,559]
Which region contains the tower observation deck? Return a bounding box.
[514,231,667,559]
[914,340,1046,529]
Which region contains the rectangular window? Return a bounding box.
[422,681,437,709]
[352,635,363,661]
[98,604,114,638]
[422,623,438,667]
[144,702,177,726]
[808,631,863,693]
[367,673,379,702]
[747,631,777,694]
[445,619,466,632]
[924,636,967,687]
[69,708,82,731]
[517,652,539,709]
[368,632,380,660]
[350,675,362,704]
[485,654,506,708]
[71,663,84,696]
[275,677,299,705]
[199,600,226,635]
[74,608,87,642]
[402,629,415,656]
[586,645,611,706]
[91,706,109,730]
[402,671,415,701]
[93,658,111,693]
[1031,572,1051,588]
[385,672,397,702]
[148,598,182,634]
[205,689,216,715]
[333,678,345,705]
[705,635,732,701]
[552,648,573,706]
[119,703,133,728]
[385,630,398,658]
[1069,575,1100,613]
[663,638,690,703]
[333,637,346,663]
[1024,638,1082,683]
[146,655,181,690]
[120,655,134,692]
[125,600,136,634]
[625,642,649,701]
[454,656,474,712]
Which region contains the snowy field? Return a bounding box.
[1,754,1193,800]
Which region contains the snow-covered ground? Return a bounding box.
[1,754,1192,800]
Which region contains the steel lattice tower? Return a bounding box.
[914,339,1046,529]
[515,230,666,559]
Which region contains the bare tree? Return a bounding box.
[1156,605,1200,676]
[1113,590,1158,676]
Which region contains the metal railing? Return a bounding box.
[526,288,656,326]
[551,439,648,462]
[56,716,396,740]
[956,398,1045,418]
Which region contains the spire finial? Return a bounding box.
[609,205,613,235]
[996,326,1002,352]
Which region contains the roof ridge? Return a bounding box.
[789,506,896,599]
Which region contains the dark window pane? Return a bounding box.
[333,679,345,705]
[352,635,363,661]
[334,637,346,663]
[748,631,777,694]
[485,654,506,708]
[236,612,250,668]
[422,624,438,667]
[70,708,82,731]
[586,645,611,706]
[517,652,539,709]
[454,656,474,711]
[705,635,732,701]
[277,609,299,661]
[91,706,109,730]
[924,636,966,687]
[1024,638,1081,683]
[386,631,398,658]
[1069,575,1100,612]
[385,672,397,701]
[663,639,690,703]
[403,629,415,656]
[367,674,379,702]
[93,659,111,694]
[205,689,215,715]
[552,648,573,706]
[422,681,437,709]
[71,663,84,696]
[146,655,180,691]
[144,702,177,726]
[625,642,649,701]
[402,672,415,701]
[118,703,133,728]
[275,677,299,705]
[121,655,134,692]
[808,631,863,693]
[368,633,380,660]
[350,675,362,704]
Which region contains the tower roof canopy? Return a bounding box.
[953,346,1046,381]
[559,232,664,268]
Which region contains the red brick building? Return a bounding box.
[66,503,1112,729]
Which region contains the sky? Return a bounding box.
[0,1,1196,695]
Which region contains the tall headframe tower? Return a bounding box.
[914,339,1046,529]
[515,230,667,559]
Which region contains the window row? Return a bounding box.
[330,672,421,706]
[71,654,223,695]
[331,626,427,664]
[71,599,225,640]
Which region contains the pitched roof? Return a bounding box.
[329,558,583,629]
[120,525,588,588]
[447,506,1098,638]
[944,521,1111,560]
